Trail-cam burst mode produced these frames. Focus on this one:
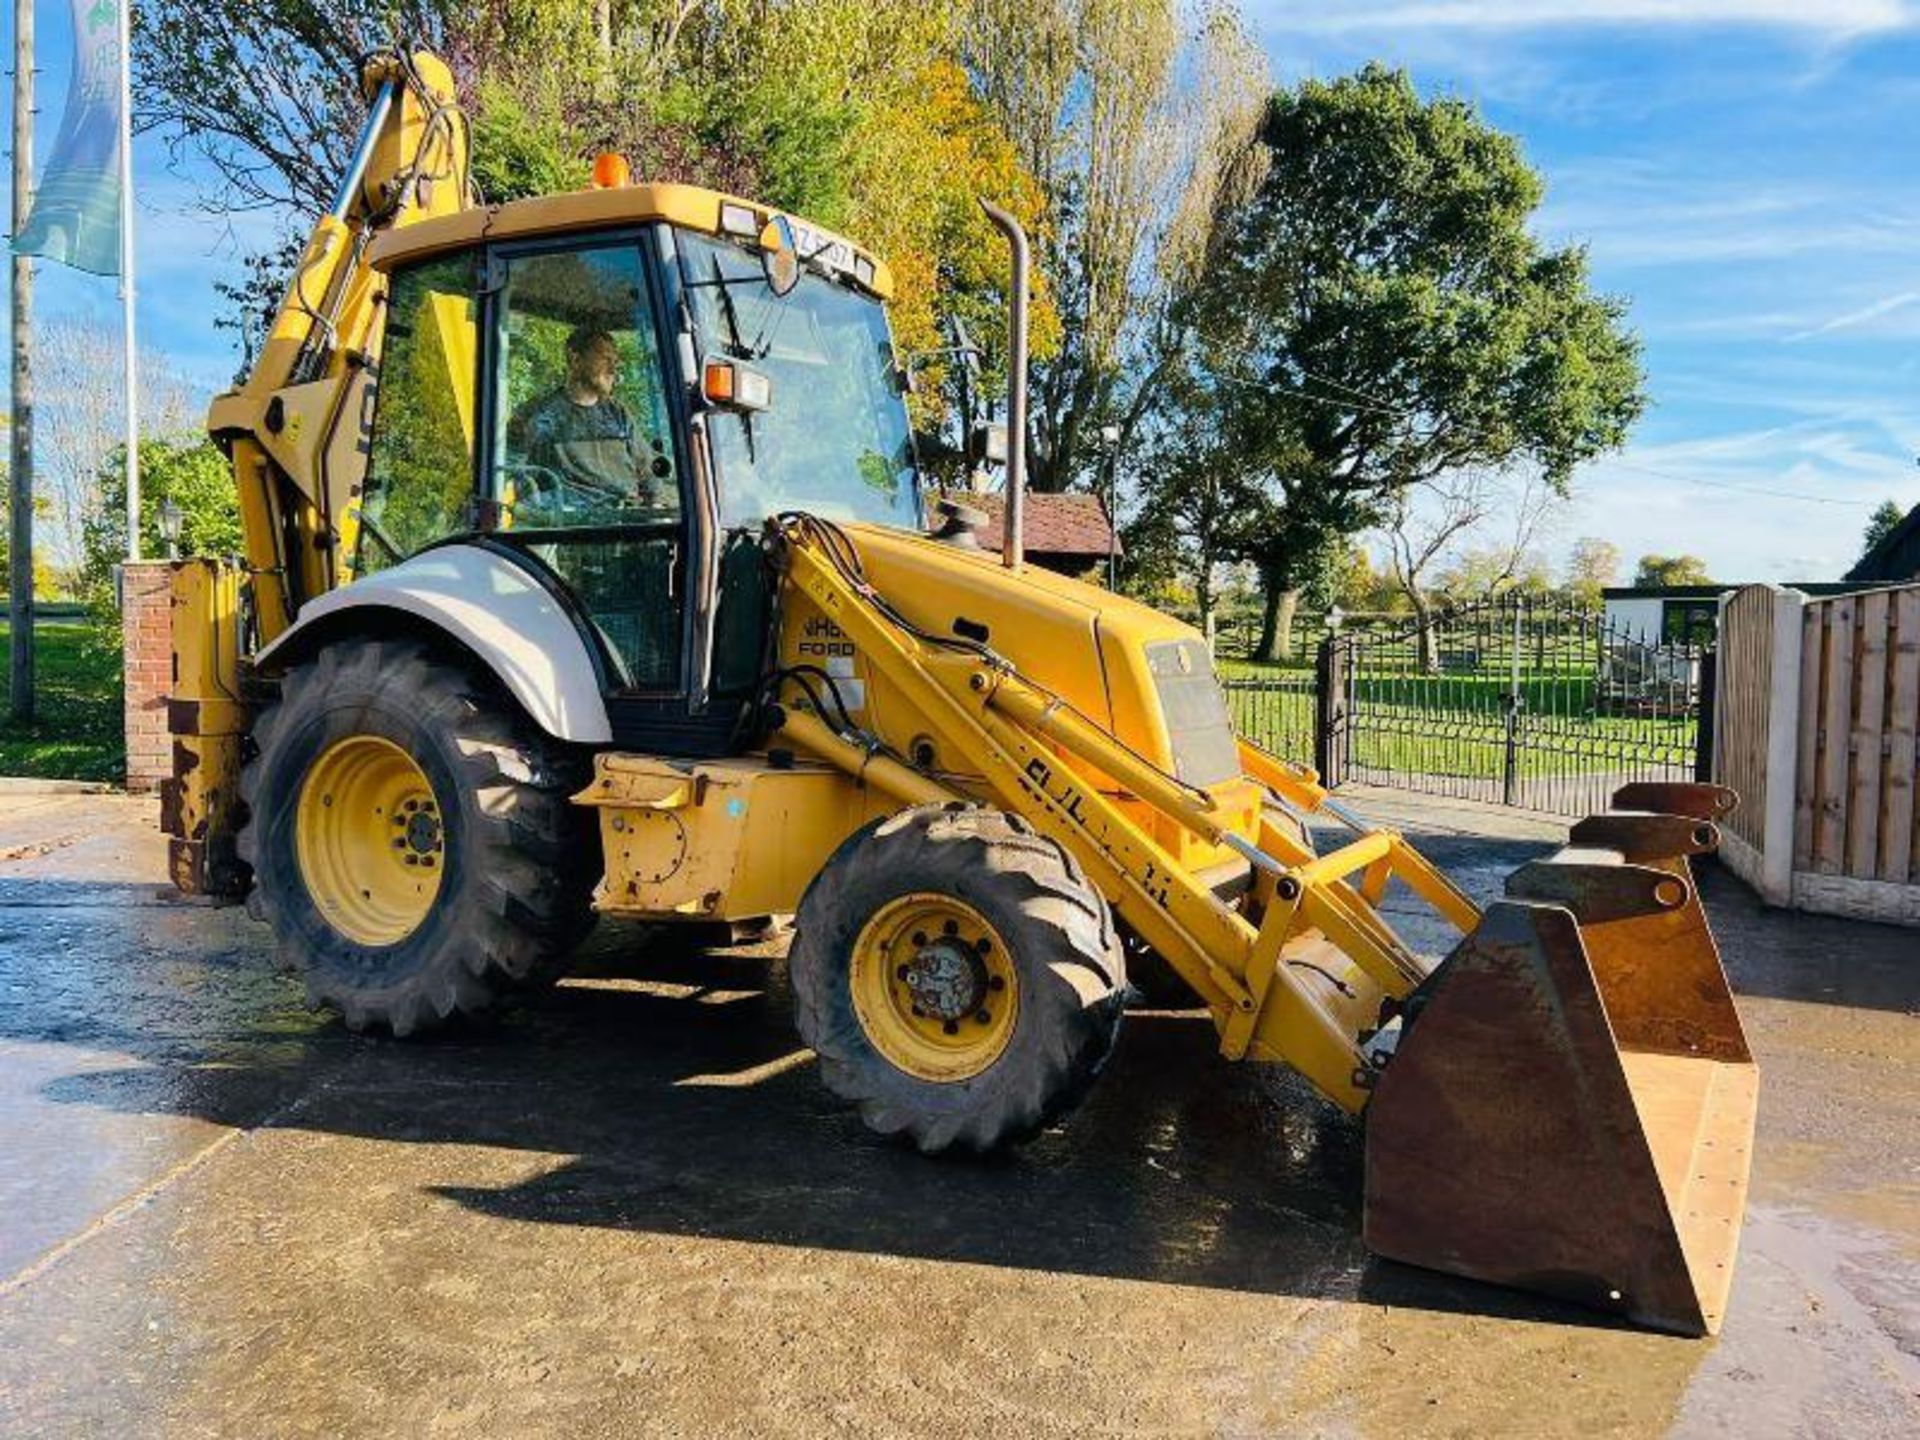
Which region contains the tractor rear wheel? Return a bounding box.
[789,804,1126,1154]
[238,636,596,1035]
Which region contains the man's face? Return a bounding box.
[569,337,619,401]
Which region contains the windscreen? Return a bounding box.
[677,230,920,530]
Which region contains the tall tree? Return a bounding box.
[1182,65,1645,661]
[1123,355,1262,633]
[959,0,1268,492]
[35,320,202,581]
[134,1,438,214]
[135,1,1049,434]
[1633,554,1713,588]
[1860,498,1906,564]
[1564,536,1621,605]
[1381,467,1557,668]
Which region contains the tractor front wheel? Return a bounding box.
[238,636,596,1035]
[789,804,1126,1154]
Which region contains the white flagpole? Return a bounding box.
[117,0,138,561]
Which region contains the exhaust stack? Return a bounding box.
[979,200,1029,569]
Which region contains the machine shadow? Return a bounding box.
[30,920,1635,1331]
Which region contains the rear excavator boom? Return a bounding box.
[166,52,471,894]
[211,51,473,640]
[163,51,1757,1336]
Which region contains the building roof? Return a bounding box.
[946,491,1121,559]
[1846,502,1920,584]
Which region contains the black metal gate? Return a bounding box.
[1310,593,1706,817]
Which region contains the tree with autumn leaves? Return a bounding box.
[135,1,1280,465]
[133,3,1641,645]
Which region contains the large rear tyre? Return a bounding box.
[238,636,596,1035]
[789,804,1126,1154]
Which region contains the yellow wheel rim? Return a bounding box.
[848,892,1019,1082]
[295,735,446,947]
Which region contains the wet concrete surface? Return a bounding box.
[0,785,1915,1436]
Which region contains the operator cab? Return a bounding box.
[351,187,919,755]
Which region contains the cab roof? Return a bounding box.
[366,181,895,301]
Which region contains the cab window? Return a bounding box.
[677,231,918,530]
[356,254,479,573]
[493,244,677,525]
[490,242,684,693]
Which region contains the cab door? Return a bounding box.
[477,231,739,757]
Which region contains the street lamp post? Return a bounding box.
[157,497,183,561]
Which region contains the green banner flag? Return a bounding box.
[12,0,126,276]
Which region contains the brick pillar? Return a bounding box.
[121,561,174,792]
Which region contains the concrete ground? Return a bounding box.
[0,784,1914,1437]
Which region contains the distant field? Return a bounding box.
[0,622,124,783]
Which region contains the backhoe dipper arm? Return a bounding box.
[205,50,474,642]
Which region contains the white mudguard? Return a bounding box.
[255,543,613,744]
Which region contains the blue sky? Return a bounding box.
[5,2,1919,581]
[1,3,281,401]
[1251,1,1920,580]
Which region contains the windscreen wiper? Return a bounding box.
[704,253,761,462]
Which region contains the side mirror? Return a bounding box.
[971,421,1008,467]
[759,214,800,297]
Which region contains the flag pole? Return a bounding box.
[8,0,35,723]
[117,0,137,562]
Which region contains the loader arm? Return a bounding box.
[769,514,1757,1337]
[774,515,1484,1110]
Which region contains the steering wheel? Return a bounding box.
[500,464,662,523]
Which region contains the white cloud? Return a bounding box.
[1535,171,1920,268]
[1254,1,1919,37]
[1784,290,1920,341]
[1553,408,1918,581]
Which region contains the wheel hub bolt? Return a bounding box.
[902,937,986,1022]
[404,810,442,855]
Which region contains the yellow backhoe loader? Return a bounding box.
[162,50,1757,1335]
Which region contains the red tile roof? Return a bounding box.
[938,490,1121,559]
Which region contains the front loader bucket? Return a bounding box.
[1363,789,1756,1336]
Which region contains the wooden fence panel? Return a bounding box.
[1814,598,1857,873]
[1889,590,1920,885]
[1794,601,1822,870]
[1849,590,1889,876]
[1714,586,1775,853]
[1716,582,1919,913]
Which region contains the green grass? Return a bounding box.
[0,621,1695,790]
[0,622,125,783]
[1218,657,1316,681]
